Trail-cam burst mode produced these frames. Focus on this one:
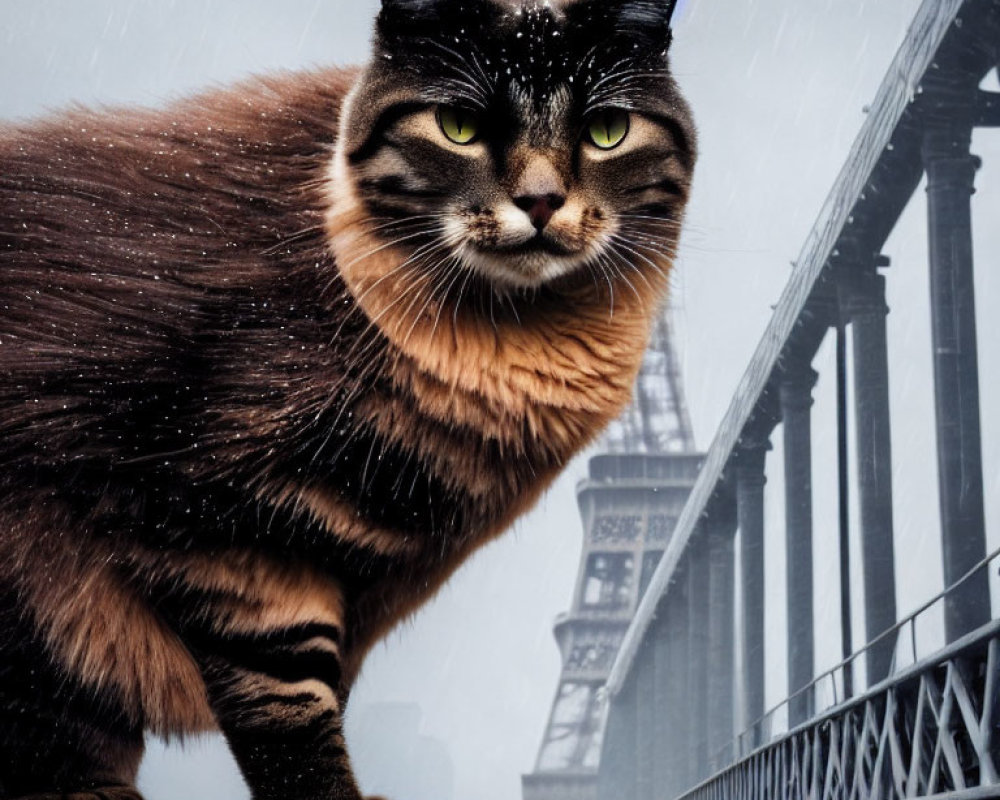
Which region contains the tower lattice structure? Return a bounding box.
[522,315,702,800]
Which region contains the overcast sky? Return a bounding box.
[2,1,998,799]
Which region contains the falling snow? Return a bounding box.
[2,2,999,800]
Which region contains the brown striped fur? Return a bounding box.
[0,0,693,797]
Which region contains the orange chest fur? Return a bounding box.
[325,196,667,460]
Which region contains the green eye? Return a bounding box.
[438,106,480,145]
[587,110,630,150]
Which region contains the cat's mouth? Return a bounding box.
[474,232,574,258]
[457,234,595,289]
[447,205,609,288]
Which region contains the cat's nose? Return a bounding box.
[514,193,566,232]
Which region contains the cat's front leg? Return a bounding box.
[163,556,364,800]
[197,637,362,800]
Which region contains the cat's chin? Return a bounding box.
[459,242,591,290]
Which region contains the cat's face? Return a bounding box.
[334,0,694,293]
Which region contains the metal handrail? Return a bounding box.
[732,544,1000,759]
[679,616,1000,800]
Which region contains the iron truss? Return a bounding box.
[681,623,1000,800]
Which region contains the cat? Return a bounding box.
[0,0,694,797]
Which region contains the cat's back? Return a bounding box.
[0,67,357,354]
[0,67,358,469]
[0,65,357,286]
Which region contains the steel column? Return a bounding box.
[635,634,656,800]
[652,598,674,795]
[923,121,990,642]
[688,537,712,785]
[836,323,855,700]
[736,440,770,741]
[780,362,818,725]
[598,671,638,800]
[663,565,693,798]
[841,258,898,685]
[706,499,737,770]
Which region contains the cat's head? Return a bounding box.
[328,0,694,308]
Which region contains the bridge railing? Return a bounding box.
[680,616,1000,800]
[733,548,1000,763]
[596,1,1000,798]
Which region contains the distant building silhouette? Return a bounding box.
[349,702,454,800]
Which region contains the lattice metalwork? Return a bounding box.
[581,553,636,612]
[535,682,609,773]
[603,315,695,455]
[681,626,1000,800]
[591,514,644,546]
[566,633,623,677]
[647,514,675,543]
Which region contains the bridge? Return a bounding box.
[524,1,1000,798]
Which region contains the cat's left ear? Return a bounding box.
[567,0,678,50]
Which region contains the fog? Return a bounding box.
[2,1,998,799]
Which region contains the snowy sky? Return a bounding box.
[2,1,998,799]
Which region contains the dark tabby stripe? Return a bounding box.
[186,625,344,695]
[358,175,447,200]
[629,177,684,198]
[302,418,469,540]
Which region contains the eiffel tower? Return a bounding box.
[522,314,702,800]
